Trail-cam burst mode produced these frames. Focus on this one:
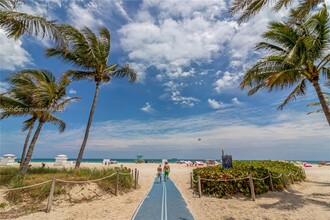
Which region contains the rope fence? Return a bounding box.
[0,168,140,213]
[0,180,52,192]
[190,169,305,201]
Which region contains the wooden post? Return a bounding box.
[46,177,56,213]
[302,168,306,178]
[281,174,286,188]
[290,173,294,184]
[197,176,202,198]
[134,168,137,189]
[248,174,255,201]
[115,171,119,196]
[137,171,139,185]
[190,172,193,189]
[269,173,274,191]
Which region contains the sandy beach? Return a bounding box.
[4,162,329,220]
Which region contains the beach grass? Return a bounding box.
[0,166,133,209]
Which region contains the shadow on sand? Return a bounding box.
[258,183,330,211]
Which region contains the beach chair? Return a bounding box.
[195,161,204,166]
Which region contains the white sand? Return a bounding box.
[3,163,329,220]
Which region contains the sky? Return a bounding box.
[0,0,329,161]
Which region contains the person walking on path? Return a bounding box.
[157,164,162,183]
[164,162,170,182]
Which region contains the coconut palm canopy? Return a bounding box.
[45,25,137,168]
[240,5,330,125]
[0,1,329,161]
[0,69,80,174]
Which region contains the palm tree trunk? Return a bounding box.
[20,121,35,168]
[20,121,44,176]
[312,80,330,126]
[75,82,100,169]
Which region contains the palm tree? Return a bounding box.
[0,0,63,43]
[1,69,79,175]
[0,94,37,168]
[240,5,330,125]
[46,25,137,169]
[230,0,324,22]
[0,72,42,167]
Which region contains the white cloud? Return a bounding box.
[143,0,227,20]
[232,97,241,105]
[118,1,240,105]
[171,91,199,107]
[67,2,104,29]
[229,7,290,64]
[140,102,154,113]
[208,99,224,109]
[0,30,32,70]
[214,71,243,93]
[68,89,77,94]
[162,80,200,107]
[2,108,328,160]
[66,0,132,30]
[118,2,237,80]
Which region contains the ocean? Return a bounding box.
[27,158,183,163]
[21,158,324,164]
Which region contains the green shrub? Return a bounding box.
[0,202,7,209]
[193,160,305,198]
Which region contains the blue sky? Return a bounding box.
[0,0,329,161]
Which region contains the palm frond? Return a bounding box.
[278,79,307,110]
[45,114,66,133]
[246,83,264,95]
[273,0,292,12]
[109,65,137,82]
[46,25,105,70]
[230,0,323,23]
[307,94,330,107]
[22,117,36,131]
[307,109,325,114]
[317,54,330,70]
[45,48,91,70]
[65,70,95,81]
[82,27,100,64]
[0,94,29,113]
[0,0,21,10]
[238,0,269,23]
[230,0,254,14]
[53,96,80,112]
[262,21,298,51]
[99,26,111,61]
[0,10,63,43]
[307,92,330,114]
[255,42,287,54]
[293,0,322,21]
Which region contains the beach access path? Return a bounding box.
[132,174,194,220]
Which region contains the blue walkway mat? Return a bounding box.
[132,175,194,220]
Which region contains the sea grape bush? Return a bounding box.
[193,160,305,198]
